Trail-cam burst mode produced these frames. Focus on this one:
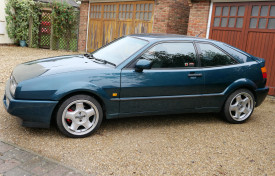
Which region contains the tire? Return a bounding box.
[223,89,255,124]
[56,95,103,138]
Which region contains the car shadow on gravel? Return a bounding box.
[98,113,223,133]
[22,113,223,137]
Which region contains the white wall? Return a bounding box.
[0,0,14,44]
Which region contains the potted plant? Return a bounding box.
[16,27,29,47]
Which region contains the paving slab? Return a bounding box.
[4,167,32,176]
[0,141,85,176]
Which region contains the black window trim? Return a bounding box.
[123,40,201,70]
[194,41,240,68]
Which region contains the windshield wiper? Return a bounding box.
[84,54,116,67]
[94,58,116,67]
[84,53,94,59]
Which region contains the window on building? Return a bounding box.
[90,5,101,19]
[119,4,133,20]
[213,5,245,28]
[249,5,275,29]
[104,4,116,19]
[135,3,153,21]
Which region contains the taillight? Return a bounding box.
[261,67,267,79]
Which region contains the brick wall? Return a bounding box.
[152,0,190,35]
[78,0,89,51]
[187,0,211,38]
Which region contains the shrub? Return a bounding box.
[5,0,40,45]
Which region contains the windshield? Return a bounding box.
[92,36,149,66]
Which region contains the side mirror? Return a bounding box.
[135,59,152,72]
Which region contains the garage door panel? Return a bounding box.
[88,21,102,52]
[211,29,243,49]
[246,33,275,87]
[102,21,116,46]
[210,1,275,94]
[117,21,134,37]
[268,35,275,87]
[134,21,152,34]
[101,3,117,47]
[246,32,274,56]
[88,1,154,52]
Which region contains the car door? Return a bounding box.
[195,42,242,108]
[119,41,205,117]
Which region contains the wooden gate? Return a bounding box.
[39,10,52,49]
[209,2,275,95]
[87,1,154,52]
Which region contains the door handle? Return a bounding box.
[188,73,202,77]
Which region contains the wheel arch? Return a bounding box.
[221,79,257,110]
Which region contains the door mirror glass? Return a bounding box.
[135,59,152,72]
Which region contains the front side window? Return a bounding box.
[197,43,237,67]
[93,36,148,66]
[141,42,197,68]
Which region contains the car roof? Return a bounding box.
[129,33,216,43]
[128,33,255,62]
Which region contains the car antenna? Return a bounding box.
[196,31,204,37]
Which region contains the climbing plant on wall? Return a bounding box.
[30,3,42,48]
[51,2,79,50]
[5,0,79,51]
[5,0,41,46]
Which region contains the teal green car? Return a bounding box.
[3,34,269,138]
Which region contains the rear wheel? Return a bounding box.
[56,95,103,138]
[223,89,255,123]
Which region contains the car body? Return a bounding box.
[3,34,269,137]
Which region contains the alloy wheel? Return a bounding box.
[229,92,254,121]
[61,100,99,136]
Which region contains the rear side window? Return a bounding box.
[197,43,238,67]
[141,42,197,68]
[222,44,250,63]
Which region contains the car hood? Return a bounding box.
[12,55,110,83]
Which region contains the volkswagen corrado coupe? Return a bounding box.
[3,34,269,138]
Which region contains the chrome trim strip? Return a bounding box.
[111,93,223,101]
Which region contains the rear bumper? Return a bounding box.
[255,86,269,107]
[3,81,58,128]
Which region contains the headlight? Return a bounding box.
[10,76,17,96]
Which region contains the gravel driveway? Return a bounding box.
[0,46,274,175]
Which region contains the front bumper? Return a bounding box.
[3,80,58,128]
[255,86,269,107]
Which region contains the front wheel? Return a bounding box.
[56,95,103,138]
[223,89,255,123]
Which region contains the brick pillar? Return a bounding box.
[187,0,211,38]
[78,0,89,52]
[152,0,190,35]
